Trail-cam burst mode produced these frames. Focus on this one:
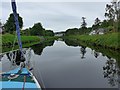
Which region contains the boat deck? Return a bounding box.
[0,68,41,89]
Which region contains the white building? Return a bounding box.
[55,33,64,37]
[89,28,106,35]
[89,30,96,35]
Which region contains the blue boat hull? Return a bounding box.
[1,67,41,89]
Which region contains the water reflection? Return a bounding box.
[80,46,86,59]
[64,39,120,62]
[64,39,120,87]
[1,40,55,66]
[103,57,120,87]
[0,55,3,61]
[94,50,100,58]
[1,40,120,88]
[64,39,79,47]
[31,40,54,55]
[6,50,25,66]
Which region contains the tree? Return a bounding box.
[65,28,79,36]
[94,18,101,26]
[21,28,31,36]
[105,4,115,20]
[81,17,87,29]
[0,20,2,33]
[80,46,86,59]
[4,13,23,34]
[105,0,120,32]
[30,22,45,36]
[0,20,2,26]
[92,17,101,30]
[45,30,54,36]
[117,0,120,31]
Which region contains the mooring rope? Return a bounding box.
[11,35,17,51]
[9,51,17,61]
[22,76,26,90]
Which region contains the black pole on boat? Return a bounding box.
[11,0,25,62]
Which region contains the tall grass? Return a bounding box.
[1,33,57,52]
[64,33,120,49]
[2,33,40,46]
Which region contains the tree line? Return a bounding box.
[1,0,120,36]
[2,13,54,36]
[65,0,120,36]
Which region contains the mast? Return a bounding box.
[11,0,24,57]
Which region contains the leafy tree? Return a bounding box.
[100,20,109,28]
[4,13,23,34]
[92,17,101,30]
[105,0,120,32]
[0,20,2,33]
[105,4,115,20]
[0,20,2,26]
[45,30,54,36]
[21,28,31,36]
[81,17,87,29]
[117,1,120,31]
[30,22,45,36]
[79,17,88,34]
[94,18,101,25]
[65,28,79,36]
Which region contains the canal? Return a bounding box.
[1,40,120,88]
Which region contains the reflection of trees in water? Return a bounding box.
[31,40,54,55]
[5,40,55,67]
[57,38,64,41]
[80,46,86,59]
[64,40,79,47]
[93,50,100,58]
[91,49,100,58]
[64,39,120,62]
[0,55,3,61]
[31,43,44,55]
[6,50,26,66]
[103,57,120,87]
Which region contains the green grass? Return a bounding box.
[1,33,41,52]
[44,36,59,41]
[2,33,40,47]
[64,33,120,50]
[1,33,57,52]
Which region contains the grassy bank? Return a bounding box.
[2,34,40,47]
[1,34,58,52]
[44,36,59,41]
[64,33,120,50]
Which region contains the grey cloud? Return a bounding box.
[2,0,110,2]
[2,2,108,32]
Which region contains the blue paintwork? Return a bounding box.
[1,67,40,89]
[3,68,30,75]
[1,81,38,88]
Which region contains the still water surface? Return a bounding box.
[1,40,120,88]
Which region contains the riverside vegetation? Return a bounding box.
[64,33,120,50]
[1,34,57,52]
[1,13,56,52]
[1,1,120,53]
[63,1,120,51]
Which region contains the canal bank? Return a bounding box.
[1,33,57,52]
[63,33,120,50]
[64,39,120,63]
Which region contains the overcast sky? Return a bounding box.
[1,1,110,32]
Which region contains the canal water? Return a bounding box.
[1,40,120,88]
